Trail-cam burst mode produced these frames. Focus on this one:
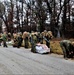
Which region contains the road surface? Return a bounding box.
[0,46,74,74]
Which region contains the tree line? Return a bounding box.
[0,0,74,38]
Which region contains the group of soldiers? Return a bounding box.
[12,30,53,51]
[0,30,74,59]
[0,30,53,48]
[30,30,53,53]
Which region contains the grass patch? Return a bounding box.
[50,41,63,55]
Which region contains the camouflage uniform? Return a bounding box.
[30,33,37,53]
[22,32,29,48]
[44,33,50,48]
[43,31,53,48]
[0,33,2,46]
[2,32,8,47]
[40,32,44,44]
[17,32,23,48]
[36,32,41,43]
[60,40,74,58]
[8,33,11,41]
[13,33,18,47]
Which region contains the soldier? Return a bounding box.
[30,32,37,53]
[40,32,45,44]
[17,32,23,48]
[8,32,11,41]
[60,40,74,59]
[36,32,41,43]
[2,32,8,47]
[22,31,29,48]
[44,31,53,48]
[12,33,18,47]
[0,33,2,46]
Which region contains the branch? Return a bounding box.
[56,0,70,24]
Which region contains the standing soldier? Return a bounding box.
[40,32,45,44]
[36,32,41,43]
[44,33,50,48]
[30,32,37,53]
[45,31,53,48]
[2,32,8,47]
[17,32,23,48]
[8,32,11,41]
[0,33,2,46]
[43,31,53,48]
[12,33,18,47]
[22,31,29,48]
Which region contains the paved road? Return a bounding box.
[0,46,74,74]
